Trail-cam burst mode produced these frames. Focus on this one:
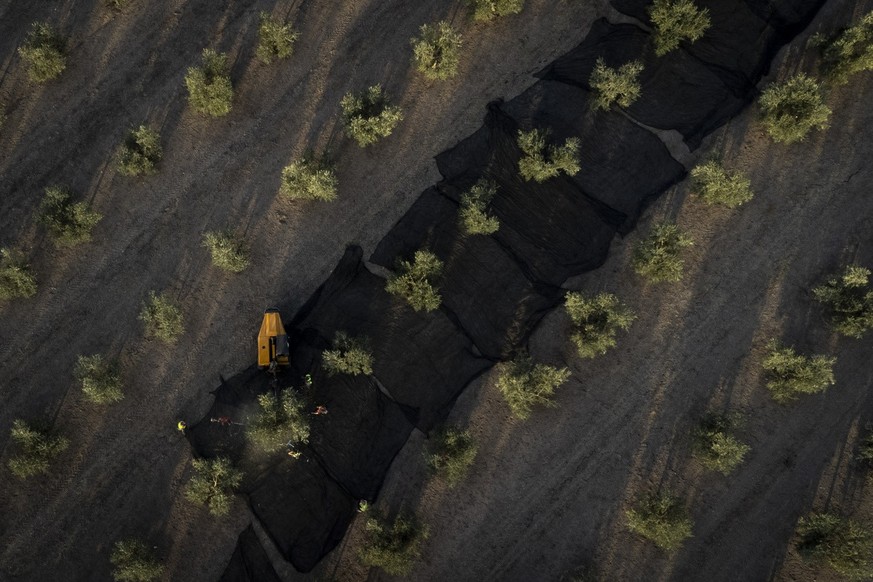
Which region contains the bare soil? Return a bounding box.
[2,0,873,580]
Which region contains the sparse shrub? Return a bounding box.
[359,512,429,576]
[385,250,443,312]
[648,0,711,56]
[796,512,873,580]
[517,128,580,182]
[19,22,66,83]
[246,389,309,453]
[425,427,477,487]
[139,291,184,343]
[322,331,373,376]
[185,49,233,117]
[692,413,750,475]
[589,58,644,110]
[625,491,693,551]
[470,0,524,21]
[38,186,102,247]
[815,11,873,86]
[279,155,338,201]
[75,354,123,404]
[0,248,37,301]
[564,291,636,359]
[117,126,162,176]
[631,222,693,283]
[340,85,404,147]
[110,539,164,582]
[762,340,836,403]
[458,179,499,235]
[7,419,69,479]
[256,12,299,64]
[411,21,462,81]
[690,160,753,208]
[813,265,873,339]
[184,457,243,516]
[759,74,831,143]
[496,354,570,420]
[202,230,249,273]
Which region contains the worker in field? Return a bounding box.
[313,405,328,416]
[177,420,187,433]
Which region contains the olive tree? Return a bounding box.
[7,419,69,479]
[517,128,580,182]
[648,0,711,56]
[564,291,635,358]
[626,490,693,550]
[139,291,184,343]
[340,85,404,147]
[322,331,373,376]
[279,155,338,201]
[256,12,298,64]
[38,186,102,247]
[796,512,873,580]
[425,427,477,487]
[691,413,750,475]
[246,389,309,453]
[813,265,873,339]
[385,250,443,312]
[496,354,570,420]
[690,160,754,208]
[762,340,835,403]
[411,21,462,81]
[202,230,249,273]
[117,126,162,177]
[458,179,499,236]
[359,512,429,576]
[185,49,233,117]
[76,354,123,404]
[19,22,66,82]
[815,10,873,86]
[110,539,164,582]
[631,222,693,283]
[0,248,37,301]
[184,457,243,516]
[470,0,524,21]
[759,74,831,143]
[589,58,644,110]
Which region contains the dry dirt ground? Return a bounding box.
[1,0,872,581]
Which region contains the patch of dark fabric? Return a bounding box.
[219,525,281,582]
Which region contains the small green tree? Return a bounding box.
[692,413,750,475]
[38,186,102,247]
[458,179,499,235]
[256,12,299,64]
[75,354,123,404]
[139,291,184,343]
[117,126,162,176]
[385,250,443,312]
[470,0,524,21]
[626,491,693,551]
[632,222,693,283]
[813,265,873,339]
[185,49,233,117]
[762,340,836,403]
[689,160,753,208]
[0,248,37,301]
[411,21,462,81]
[496,354,570,420]
[648,0,711,56]
[759,74,831,144]
[110,539,164,582]
[340,85,404,147]
[589,58,644,110]
[279,155,338,201]
[19,22,67,83]
[425,427,477,487]
[796,512,873,580]
[564,291,636,359]
[322,331,373,376]
[246,389,310,453]
[202,230,249,273]
[517,128,581,182]
[7,419,69,479]
[359,512,429,576]
[815,11,873,86]
[184,457,243,516]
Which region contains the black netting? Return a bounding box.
[539,19,748,148]
[292,246,492,431]
[370,187,562,359]
[219,525,281,582]
[742,0,828,33]
[247,459,356,573]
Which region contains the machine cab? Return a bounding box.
[258,308,290,368]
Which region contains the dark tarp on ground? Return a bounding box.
[370,186,562,359]
[498,79,686,230]
[219,525,281,582]
[538,18,748,148]
[247,457,356,573]
[434,102,623,287]
[306,367,417,501]
[292,245,492,431]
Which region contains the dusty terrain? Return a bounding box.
[1,0,872,581]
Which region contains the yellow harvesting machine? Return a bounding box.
[257,308,290,368]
